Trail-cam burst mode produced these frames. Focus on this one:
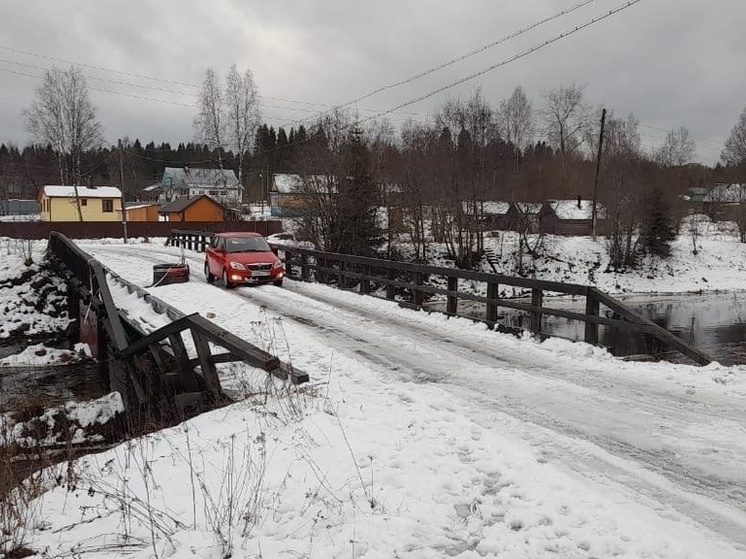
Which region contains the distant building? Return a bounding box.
[269,173,336,217]
[37,185,122,222]
[538,199,607,236]
[125,202,161,222]
[144,166,241,205]
[0,199,40,216]
[158,195,228,222]
[461,200,511,230]
[505,202,543,233]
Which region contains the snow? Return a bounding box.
[548,199,606,220]
[0,342,86,367]
[4,227,746,557]
[42,185,122,198]
[10,237,742,558]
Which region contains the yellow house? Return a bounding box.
[38,185,123,222]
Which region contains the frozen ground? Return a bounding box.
[12,238,741,558]
[3,228,746,558]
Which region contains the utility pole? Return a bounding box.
[591,108,607,242]
[119,139,129,244]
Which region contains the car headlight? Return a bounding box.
[272,260,284,269]
[229,261,246,270]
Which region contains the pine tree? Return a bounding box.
[640,188,676,257]
[327,127,383,257]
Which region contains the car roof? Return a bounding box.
[215,232,264,238]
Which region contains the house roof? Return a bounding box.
[461,200,510,215]
[125,202,160,211]
[162,167,239,189]
[42,185,122,199]
[512,202,543,215]
[272,173,337,194]
[546,200,606,220]
[158,195,223,214]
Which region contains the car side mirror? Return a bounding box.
[270,245,279,256]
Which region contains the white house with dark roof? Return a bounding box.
[144,166,241,205]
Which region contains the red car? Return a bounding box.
[204,232,284,288]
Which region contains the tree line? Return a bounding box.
[4,64,746,269]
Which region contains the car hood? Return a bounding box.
[225,251,280,266]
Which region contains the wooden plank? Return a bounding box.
[191,328,221,398]
[585,292,600,345]
[187,314,280,371]
[588,287,712,365]
[531,289,543,334]
[486,282,499,323]
[447,277,458,315]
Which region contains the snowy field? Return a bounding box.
[4,237,738,559]
[2,230,746,558]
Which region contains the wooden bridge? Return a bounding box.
[168,229,712,366]
[48,232,308,415]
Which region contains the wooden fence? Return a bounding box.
[164,230,712,366]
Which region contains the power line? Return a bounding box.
[0,44,201,89]
[356,0,645,127]
[332,0,602,114]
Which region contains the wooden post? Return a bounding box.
[361,265,371,294]
[447,276,458,315]
[386,268,396,300]
[584,291,600,345]
[413,271,424,307]
[486,282,499,324]
[301,253,310,281]
[285,250,293,278]
[337,260,344,287]
[190,328,221,399]
[530,288,543,334]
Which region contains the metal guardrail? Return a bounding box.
[48,232,308,411]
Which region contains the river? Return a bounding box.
[428,290,746,366]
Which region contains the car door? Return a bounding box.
[207,236,224,276]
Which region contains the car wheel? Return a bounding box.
[205,261,215,284]
[273,279,283,287]
[222,269,235,289]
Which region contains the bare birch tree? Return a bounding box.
[496,86,534,150]
[194,67,226,169]
[224,64,260,190]
[24,65,103,221]
[654,126,695,166]
[721,106,746,167]
[540,83,591,186]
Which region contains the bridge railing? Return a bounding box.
[273,244,712,366]
[48,232,308,412]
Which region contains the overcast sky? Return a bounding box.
[1,0,745,165]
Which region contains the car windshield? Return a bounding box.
[224,236,271,253]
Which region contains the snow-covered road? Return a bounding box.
[81,240,746,555]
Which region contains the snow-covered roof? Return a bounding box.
[272,173,336,194]
[162,167,239,189]
[547,200,606,220]
[513,202,543,215]
[461,201,510,215]
[42,185,122,199]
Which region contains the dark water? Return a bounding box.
[429,291,746,366]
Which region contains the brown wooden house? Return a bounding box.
[538,199,607,236]
[504,202,542,233]
[125,203,161,222]
[158,195,226,222]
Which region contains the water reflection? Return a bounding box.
[428,291,746,365]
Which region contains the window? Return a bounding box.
[81,198,87,206]
[102,199,113,213]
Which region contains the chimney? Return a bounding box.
[577,194,582,209]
